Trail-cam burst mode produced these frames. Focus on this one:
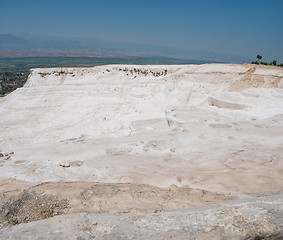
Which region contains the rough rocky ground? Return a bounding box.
[0,180,233,229]
[1,193,282,239]
[0,64,283,239]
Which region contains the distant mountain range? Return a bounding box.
[0,33,251,63]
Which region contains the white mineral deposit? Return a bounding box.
[0,64,283,239]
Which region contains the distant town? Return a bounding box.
[0,71,29,96]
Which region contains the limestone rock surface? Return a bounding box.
[1,194,282,240]
[1,64,283,195]
[0,64,283,239]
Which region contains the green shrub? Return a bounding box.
[260,62,268,65]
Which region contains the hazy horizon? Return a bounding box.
[1,0,283,62]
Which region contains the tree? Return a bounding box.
[272,60,277,66]
[257,55,262,61]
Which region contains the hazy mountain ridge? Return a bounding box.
[0,34,251,63]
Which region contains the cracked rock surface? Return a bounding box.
[1,194,282,239]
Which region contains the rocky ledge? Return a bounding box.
[0,194,282,239]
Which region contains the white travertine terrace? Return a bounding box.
[0,64,283,197]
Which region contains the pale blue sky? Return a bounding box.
[1,0,283,62]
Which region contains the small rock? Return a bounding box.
[168,184,179,191]
[59,162,70,168]
[106,148,132,156]
[70,161,83,167]
[0,152,3,157]
[15,160,27,164]
[4,156,11,161]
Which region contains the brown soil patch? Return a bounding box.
[0,180,234,228]
[245,67,256,74]
[228,74,265,91]
[0,191,69,227]
[70,160,83,167]
[266,77,282,88]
